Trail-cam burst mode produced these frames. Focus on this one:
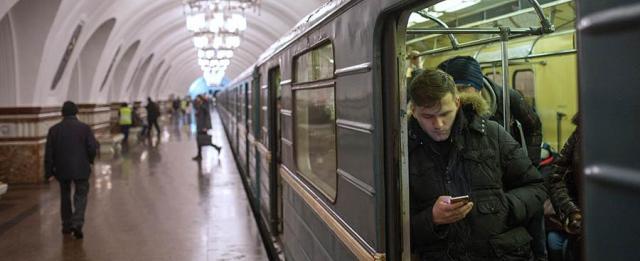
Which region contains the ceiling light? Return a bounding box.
[433,0,481,13]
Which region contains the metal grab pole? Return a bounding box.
[527,0,555,33]
[422,13,460,49]
[500,27,511,133]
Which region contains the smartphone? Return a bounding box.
[449,195,470,204]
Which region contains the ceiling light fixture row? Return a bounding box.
[182,0,260,84]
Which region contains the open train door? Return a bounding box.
[577,1,640,259]
[267,66,283,235]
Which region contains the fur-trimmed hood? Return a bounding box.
[458,92,491,118]
[406,92,490,120]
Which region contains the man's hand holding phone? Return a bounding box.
[432,195,473,225]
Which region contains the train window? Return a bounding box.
[485,72,501,83]
[294,87,336,200]
[513,69,536,109]
[294,42,334,83]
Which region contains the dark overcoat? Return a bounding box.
[45,116,98,180]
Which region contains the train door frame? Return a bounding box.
[267,66,283,234]
[244,82,250,184]
[577,0,640,258]
[382,1,555,259]
[379,8,409,261]
[252,69,262,208]
[236,86,241,153]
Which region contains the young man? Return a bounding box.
[45,101,98,239]
[438,56,542,166]
[145,97,161,138]
[408,70,546,260]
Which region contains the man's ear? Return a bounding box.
[455,96,461,108]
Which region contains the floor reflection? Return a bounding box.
[0,110,267,260]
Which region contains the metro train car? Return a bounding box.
[216,0,639,260]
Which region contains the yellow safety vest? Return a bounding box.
[119,107,132,125]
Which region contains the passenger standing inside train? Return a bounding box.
[45,101,98,239]
[406,50,424,84]
[119,102,133,144]
[145,97,161,138]
[192,95,221,161]
[438,56,547,260]
[438,56,542,165]
[408,70,546,260]
[546,112,582,261]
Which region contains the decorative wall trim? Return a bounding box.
[0,107,60,115]
[0,104,112,140]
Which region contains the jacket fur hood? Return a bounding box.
[406,92,490,119]
[459,92,491,118]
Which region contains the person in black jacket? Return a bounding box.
[145,97,161,138]
[192,95,221,161]
[439,57,547,260]
[45,101,98,239]
[545,112,582,261]
[438,56,542,165]
[408,70,546,260]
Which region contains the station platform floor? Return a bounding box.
[0,109,267,261]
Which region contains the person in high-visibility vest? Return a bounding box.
[118,103,133,143]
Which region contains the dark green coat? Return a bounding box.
[409,94,547,260]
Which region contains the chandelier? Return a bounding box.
[182,0,259,85]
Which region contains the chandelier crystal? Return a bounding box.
[182,0,259,85]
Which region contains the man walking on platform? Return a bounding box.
[193,95,221,161]
[45,101,98,239]
[145,97,161,138]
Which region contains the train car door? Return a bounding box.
[577,0,640,259]
[244,82,250,180]
[383,1,558,260]
[267,66,282,234]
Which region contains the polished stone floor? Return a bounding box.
[0,110,267,261]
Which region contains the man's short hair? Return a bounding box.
[61,101,78,116]
[409,69,458,108]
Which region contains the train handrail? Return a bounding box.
[415,11,460,50]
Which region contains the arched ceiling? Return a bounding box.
[0,0,326,106]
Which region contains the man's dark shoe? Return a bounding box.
[62,228,72,235]
[71,227,83,239]
[192,156,202,161]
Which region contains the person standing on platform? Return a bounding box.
[192,95,221,161]
[145,97,161,138]
[119,102,133,144]
[172,95,181,124]
[45,101,98,239]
